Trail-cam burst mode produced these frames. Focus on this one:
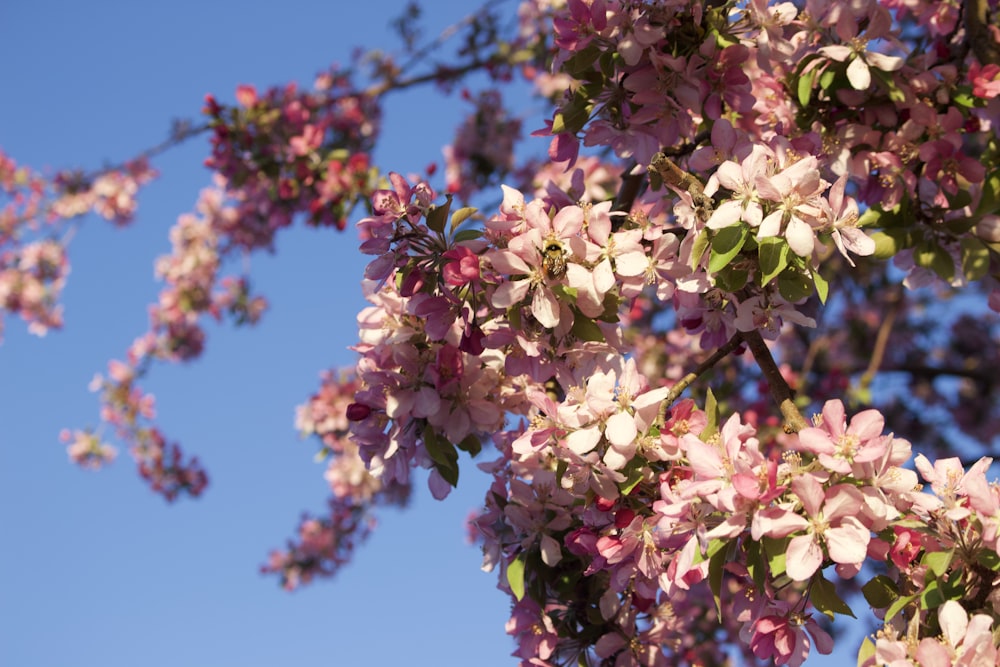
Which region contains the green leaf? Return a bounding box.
[551,112,568,135]
[449,206,478,232]
[797,67,817,107]
[920,578,944,610]
[689,229,711,270]
[452,229,483,243]
[777,269,814,302]
[709,540,728,617]
[708,224,749,273]
[701,388,720,441]
[869,230,909,260]
[819,68,836,90]
[507,554,526,601]
[922,549,954,578]
[885,593,916,622]
[914,240,955,283]
[456,434,482,457]
[857,638,877,667]
[975,170,1000,217]
[758,237,789,286]
[425,196,452,234]
[812,269,829,304]
[571,314,605,342]
[745,540,766,592]
[762,536,788,577]
[979,549,1000,572]
[961,237,990,282]
[862,575,899,609]
[423,424,459,486]
[563,44,602,78]
[811,572,856,618]
[620,465,645,495]
[713,266,748,292]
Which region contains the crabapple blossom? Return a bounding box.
[11,0,1000,664]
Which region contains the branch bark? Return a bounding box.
[741,330,810,433]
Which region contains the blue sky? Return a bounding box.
[0,2,520,666]
[0,2,871,665]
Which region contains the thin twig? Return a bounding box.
[741,329,810,433]
[858,286,902,390]
[657,333,744,424]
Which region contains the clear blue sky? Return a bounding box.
[0,2,865,665]
[0,2,519,666]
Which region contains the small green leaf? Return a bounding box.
[758,237,789,286]
[423,424,459,486]
[456,434,482,457]
[885,593,916,622]
[701,388,720,441]
[857,638,877,667]
[709,540,728,617]
[961,237,990,282]
[620,465,645,495]
[745,540,766,592]
[797,67,817,107]
[920,578,944,610]
[869,230,909,259]
[689,229,711,269]
[571,314,605,342]
[862,575,900,609]
[452,229,483,243]
[507,554,526,601]
[922,549,954,578]
[713,266,748,292]
[975,171,1000,217]
[979,549,1000,572]
[812,269,829,304]
[811,572,856,618]
[777,269,814,302]
[449,206,478,231]
[914,241,955,282]
[762,536,788,577]
[563,44,602,77]
[708,224,749,273]
[551,112,567,135]
[819,68,837,90]
[426,196,452,234]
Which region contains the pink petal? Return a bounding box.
[785,534,823,581]
[785,216,815,257]
[605,411,638,447]
[847,56,871,90]
[824,518,869,565]
[540,533,563,566]
[532,287,561,328]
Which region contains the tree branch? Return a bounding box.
[741,330,810,433]
[657,333,744,424]
[966,0,1000,66]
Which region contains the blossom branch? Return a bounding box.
[966,0,1000,66]
[742,329,810,433]
[858,286,902,391]
[657,333,744,423]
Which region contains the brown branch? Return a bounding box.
[966,0,1000,66]
[741,329,810,433]
[858,287,902,390]
[657,333,744,424]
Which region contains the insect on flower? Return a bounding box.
[541,239,568,279]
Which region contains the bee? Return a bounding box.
[541,239,568,279]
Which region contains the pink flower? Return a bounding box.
[796,400,888,474]
[749,611,833,666]
[914,600,998,666]
[441,246,480,287]
[753,475,870,581]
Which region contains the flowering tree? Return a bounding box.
[4,0,1000,664]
